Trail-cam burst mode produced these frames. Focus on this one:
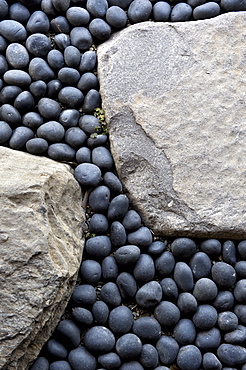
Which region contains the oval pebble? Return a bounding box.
[193,278,218,301]
[127,226,152,247]
[0,121,12,144]
[89,185,110,212]
[37,121,65,142]
[217,311,238,332]
[116,272,137,299]
[66,7,90,26]
[235,261,246,277]
[155,251,175,276]
[54,33,71,50]
[70,26,92,51]
[0,20,27,41]
[3,70,31,86]
[102,256,118,280]
[0,0,8,21]
[9,127,34,149]
[89,213,108,234]
[71,307,93,326]
[6,43,29,69]
[173,319,196,345]
[52,0,70,11]
[171,237,196,258]
[29,57,55,82]
[234,279,246,303]
[58,67,80,85]
[100,282,122,306]
[83,89,101,113]
[148,240,166,255]
[222,240,237,266]
[193,304,217,330]
[55,320,81,349]
[77,72,98,91]
[84,326,115,353]
[195,327,221,350]
[80,260,101,285]
[79,114,101,134]
[114,245,140,265]
[50,16,70,34]
[14,91,35,113]
[109,306,133,334]
[38,98,61,120]
[75,163,101,187]
[153,1,171,21]
[213,290,234,311]
[132,317,161,341]
[71,284,97,306]
[189,251,212,279]
[133,254,155,283]
[92,301,109,325]
[30,357,49,370]
[98,353,121,369]
[48,143,75,161]
[87,0,108,17]
[29,80,46,98]
[89,18,111,41]
[154,301,180,327]
[177,345,202,370]
[47,50,64,69]
[177,292,198,313]
[224,325,246,344]
[211,262,236,288]
[49,361,72,370]
[0,86,22,104]
[92,146,113,170]
[26,10,49,33]
[85,235,111,258]
[122,210,141,230]
[46,339,68,360]
[46,78,62,97]
[108,194,129,221]
[217,344,246,366]
[136,281,162,308]
[79,50,97,73]
[65,127,87,148]
[103,172,123,193]
[202,352,222,370]
[0,104,21,125]
[140,344,158,368]
[58,87,84,108]
[116,333,142,359]
[160,278,178,300]
[200,238,221,255]
[128,0,152,23]
[68,346,97,370]
[193,2,220,19]
[59,109,79,128]
[156,336,179,365]
[110,221,127,247]
[173,262,194,291]
[106,6,127,28]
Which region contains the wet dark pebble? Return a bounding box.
[193,304,218,330]
[106,6,127,28]
[217,311,238,332]
[103,171,123,193]
[89,213,109,233]
[195,327,221,350]
[133,253,155,283]
[189,251,212,278]
[155,250,175,276]
[66,7,91,26]
[193,277,218,301]
[110,221,127,247]
[173,261,194,291]
[217,343,246,366]
[89,185,110,212]
[171,3,193,21]
[128,0,152,23]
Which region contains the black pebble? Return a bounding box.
[155,251,175,276]
[133,254,155,284]
[156,335,179,366]
[128,0,152,23]
[193,2,220,20]
[68,346,97,370]
[30,357,49,370]
[116,333,142,360]
[87,0,108,17]
[193,278,218,301]
[65,127,87,148]
[202,352,222,370]
[217,343,246,366]
[26,138,48,154]
[140,344,159,368]
[127,226,152,247]
[211,262,236,288]
[79,114,101,134]
[84,326,115,353]
[47,50,65,69]
[46,339,68,360]
[154,301,180,327]
[103,172,123,193]
[136,281,162,308]
[153,2,171,21]
[64,46,81,67]
[171,237,196,259]
[92,300,109,325]
[80,259,102,285]
[50,16,70,34]
[132,316,161,341]
[14,91,35,113]
[173,262,194,291]
[48,143,75,161]
[29,80,47,98]
[58,67,80,85]
[37,121,65,142]
[58,87,84,108]
[109,305,133,334]
[98,352,121,369]
[173,318,196,345]
[122,210,141,230]
[29,57,55,82]
[71,307,93,326]
[177,292,198,313]
[77,72,98,91]
[0,103,21,125]
[76,147,92,164]
[49,361,72,370]
[193,304,217,330]
[238,240,246,259]
[54,33,71,50]
[0,121,12,143]
[89,213,108,234]
[100,282,122,306]
[92,146,113,170]
[71,284,97,306]
[85,235,111,258]
[6,43,29,69]
[3,70,31,86]
[38,98,61,120]
[70,26,92,51]
[235,261,246,277]
[66,7,91,26]
[0,20,27,42]
[59,109,80,128]
[114,245,140,265]
[83,89,101,113]
[170,3,192,21]
[107,194,129,221]
[224,325,246,344]
[22,112,43,129]
[200,238,221,256]
[177,345,202,370]
[0,85,22,104]
[213,290,234,311]
[55,320,81,349]
[189,251,212,279]
[9,2,30,23]
[79,50,97,73]
[160,277,178,300]
[234,279,246,303]
[9,126,34,150]
[74,162,102,186]
[89,185,110,212]
[116,272,137,299]
[26,10,49,33]
[195,327,221,350]
[106,6,127,28]
[110,221,127,247]
[101,256,118,280]
[89,18,111,41]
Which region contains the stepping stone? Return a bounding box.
[98,12,246,238]
[0,147,84,369]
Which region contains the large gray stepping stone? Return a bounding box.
[98,12,246,239]
[0,147,84,369]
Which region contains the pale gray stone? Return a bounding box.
[0,147,84,369]
[98,13,246,238]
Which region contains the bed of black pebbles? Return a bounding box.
[0,0,246,369]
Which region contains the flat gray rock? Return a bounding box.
[98,12,246,238]
[0,147,84,369]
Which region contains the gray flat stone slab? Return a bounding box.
[98,12,246,238]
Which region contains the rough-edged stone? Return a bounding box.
[0,147,84,370]
[98,13,246,238]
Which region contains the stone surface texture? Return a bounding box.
[98,12,246,238]
[0,147,84,369]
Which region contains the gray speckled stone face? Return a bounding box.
[98,12,246,239]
